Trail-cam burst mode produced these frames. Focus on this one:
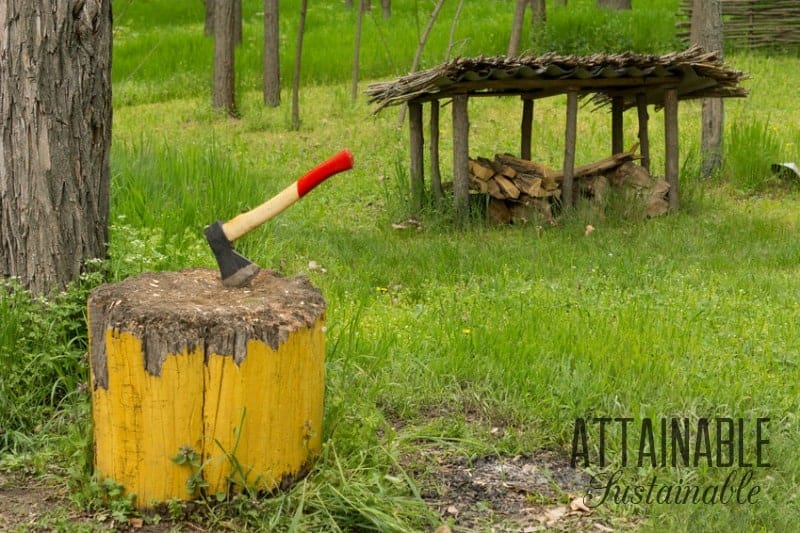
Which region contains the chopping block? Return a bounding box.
[87,268,326,509]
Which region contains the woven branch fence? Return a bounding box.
[677,0,800,49]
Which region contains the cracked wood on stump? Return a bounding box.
[88,268,326,509]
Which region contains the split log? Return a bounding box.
[88,269,326,508]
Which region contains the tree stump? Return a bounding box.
[87,268,326,509]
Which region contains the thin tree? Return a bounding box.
[0,1,112,295]
[446,0,466,59]
[508,0,528,56]
[213,0,237,115]
[531,0,546,26]
[352,0,367,101]
[382,0,391,18]
[263,0,281,106]
[691,0,724,176]
[292,0,309,130]
[399,0,446,124]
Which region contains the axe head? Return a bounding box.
[204,221,260,288]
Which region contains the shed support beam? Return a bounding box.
[430,100,443,202]
[521,98,533,160]
[636,92,650,172]
[664,88,679,211]
[452,95,470,224]
[611,96,624,155]
[408,102,425,213]
[562,89,578,208]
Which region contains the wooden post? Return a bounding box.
[452,94,470,224]
[664,87,679,211]
[408,102,425,212]
[562,89,578,208]
[430,100,443,202]
[521,98,534,160]
[636,92,650,172]
[611,96,624,155]
[88,269,326,509]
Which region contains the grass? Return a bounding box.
[3,0,800,531]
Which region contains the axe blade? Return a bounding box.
[204,221,260,287]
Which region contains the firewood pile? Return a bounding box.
[468,146,670,225]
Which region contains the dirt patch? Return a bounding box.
[0,471,81,531]
[0,471,175,532]
[402,447,636,532]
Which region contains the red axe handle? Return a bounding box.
[222,149,354,242]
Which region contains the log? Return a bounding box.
[88,269,326,508]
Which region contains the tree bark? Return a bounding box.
[0,0,112,295]
[263,0,281,106]
[508,0,528,56]
[691,0,724,177]
[382,0,391,18]
[213,0,236,115]
[597,0,631,9]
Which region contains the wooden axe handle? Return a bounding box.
[222,149,354,242]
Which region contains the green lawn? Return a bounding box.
[2,0,799,531]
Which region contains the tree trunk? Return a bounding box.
[382,0,391,18]
[597,0,631,9]
[531,0,546,25]
[205,0,241,44]
[263,0,281,107]
[292,0,309,131]
[508,0,528,56]
[691,0,724,177]
[0,0,112,295]
[213,0,236,115]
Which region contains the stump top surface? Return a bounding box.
[89,268,325,324]
[88,269,326,387]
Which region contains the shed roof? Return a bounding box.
[366,46,748,112]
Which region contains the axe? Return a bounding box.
[205,149,354,287]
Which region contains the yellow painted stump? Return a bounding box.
[87,268,326,509]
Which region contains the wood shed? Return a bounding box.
[366,46,747,222]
